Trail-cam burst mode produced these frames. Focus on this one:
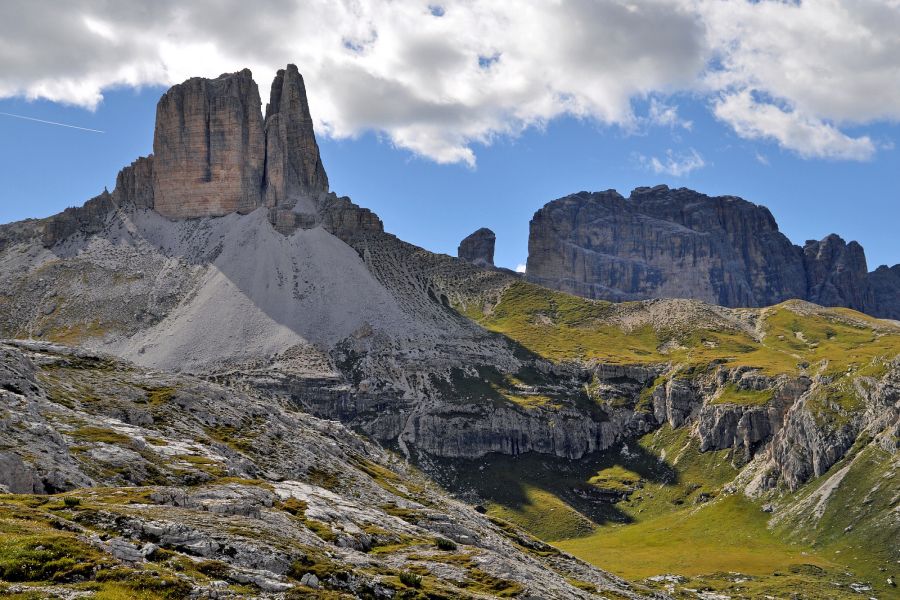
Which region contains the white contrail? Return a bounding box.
[0,111,104,133]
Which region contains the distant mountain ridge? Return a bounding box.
[526,185,899,319]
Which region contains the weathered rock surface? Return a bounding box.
[112,155,154,210]
[263,64,329,208]
[803,234,874,313]
[0,340,643,599]
[526,185,896,319]
[153,69,266,219]
[869,264,900,320]
[41,190,116,248]
[458,227,496,267]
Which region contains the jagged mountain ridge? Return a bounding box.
[526,186,900,319]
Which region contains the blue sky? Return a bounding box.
[1,86,897,272]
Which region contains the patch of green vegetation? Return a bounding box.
[461,282,900,378]
[486,484,595,541]
[459,568,524,597]
[172,454,226,478]
[144,387,176,406]
[710,384,774,406]
[0,531,107,582]
[804,378,863,427]
[95,568,192,599]
[381,503,422,525]
[557,494,832,579]
[68,426,132,445]
[44,319,112,346]
[277,497,309,516]
[205,425,253,453]
[588,465,641,495]
[434,537,457,551]
[351,456,425,499]
[398,571,422,588]
[306,466,341,491]
[774,443,899,590]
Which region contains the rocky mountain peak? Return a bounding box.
[153,69,266,219]
[458,227,496,267]
[525,185,899,318]
[39,65,385,246]
[264,64,329,208]
[803,234,874,312]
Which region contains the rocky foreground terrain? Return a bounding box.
[526,186,900,319]
[0,65,897,598]
[0,340,640,598]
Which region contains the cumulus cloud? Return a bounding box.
[0,0,896,165]
[640,148,706,177]
[515,263,527,274]
[713,90,875,160]
[646,99,692,130]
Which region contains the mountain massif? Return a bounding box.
[526,186,900,319]
[0,66,897,599]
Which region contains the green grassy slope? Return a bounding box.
[449,281,900,598]
[461,280,900,377]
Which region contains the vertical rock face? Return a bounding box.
[524,185,899,318]
[869,264,900,320]
[803,234,874,312]
[264,64,329,208]
[112,156,154,209]
[152,69,266,219]
[458,228,496,267]
[526,186,808,307]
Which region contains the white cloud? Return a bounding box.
[647,98,692,130]
[713,90,875,161]
[0,0,897,165]
[640,148,705,177]
[515,263,527,274]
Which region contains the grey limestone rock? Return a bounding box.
[458,227,496,267]
[264,64,329,208]
[803,234,874,313]
[526,185,895,319]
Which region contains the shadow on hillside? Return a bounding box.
[429,442,679,531]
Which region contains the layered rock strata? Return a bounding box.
[153,69,266,219]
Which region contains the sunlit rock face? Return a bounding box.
[152,69,266,219]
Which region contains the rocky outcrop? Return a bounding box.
[263,64,329,208]
[112,156,154,209]
[41,190,116,247]
[458,228,496,267]
[696,373,811,465]
[526,185,895,319]
[0,340,640,600]
[527,186,808,307]
[869,264,900,320]
[152,69,266,219]
[803,234,874,312]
